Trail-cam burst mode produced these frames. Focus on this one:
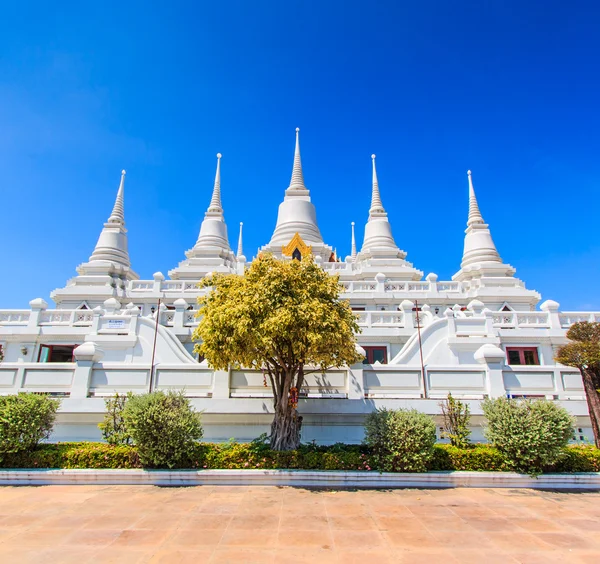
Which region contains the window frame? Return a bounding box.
[362,346,388,365]
[505,346,540,366]
[37,344,77,363]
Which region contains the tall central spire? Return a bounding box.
[286,128,308,193]
[207,153,222,213]
[369,155,386,216]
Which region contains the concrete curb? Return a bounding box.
[0,469,599,489]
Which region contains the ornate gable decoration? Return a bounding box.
[282,232,312,258]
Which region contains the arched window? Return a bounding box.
[292,248,302,261]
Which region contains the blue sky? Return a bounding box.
[1,1,599,309]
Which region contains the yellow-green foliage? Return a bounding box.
[1,442,599,473]
[193,253,363,371]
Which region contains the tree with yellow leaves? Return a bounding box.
[555,322,600,448]
[192,254,363,450]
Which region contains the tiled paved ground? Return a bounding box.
[0,486,598,563]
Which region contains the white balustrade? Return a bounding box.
[0,311,31,325]
[437,282,461,292]
[39,311,73,325]
[516,312,550,327]
[73,311,94,326]
[357,311,404,327]
[407,282,430,292]
[130,281,153,291]
[560,312,600,327]
[384,282,407,291]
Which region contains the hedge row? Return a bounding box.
[1,442,599,473]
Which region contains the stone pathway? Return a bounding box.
[0,485,598,562]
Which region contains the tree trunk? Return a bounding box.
[270,402,303,450]
[582,368,600,448]
[268,366,303,450]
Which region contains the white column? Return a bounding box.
[212,369,231,399]
[71,342,104,399]
[347,364,364,399]
[475,344,506,399]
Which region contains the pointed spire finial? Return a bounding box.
[207,153,222,213]
[237,222,244,259]
[351,221,357,261]
[369,154,385,216]
[288,127,306,190]
[108,169,126,224]
[467,169,484,226]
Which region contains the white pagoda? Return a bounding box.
[0,129,594,444]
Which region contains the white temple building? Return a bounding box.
[0,129,595,443]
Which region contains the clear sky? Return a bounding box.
[1,1,599,309]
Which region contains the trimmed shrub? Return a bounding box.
[99,393,132,445]
[123,390,203,468]
[0,441,598,472]
[0,393,60,454]
[482,397,575,474]
[431,444,509,471]
[364,408,437,472]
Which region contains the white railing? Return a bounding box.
[492,312,550,328]
[39,311,73,325]
[73,311,94,326]
[357,311,404,327]
[560,312,600,327]
[322,262,347,271]
[437,282,461,292]
[0,311,30,325]
[130,281,153,291]
[516,312,550,327]
[407,282,430,292]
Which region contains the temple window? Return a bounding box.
[362,346,387,365]
[506,347,539,366]
[292,248,302,261]
[38,345,76,363]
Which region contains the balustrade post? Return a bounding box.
[444,307,456,336]
[103,298,121,315]
[71,342,104,399]
[91,306,104,332]
[375,273,386,293]
[540,299,561,330]
[400,300,415,329]
[153,271,165,294]
[173,298,188,329]
[27,298,48,330]
[426,272,438,294]
[482,308,495,336]
[128,305,141,335]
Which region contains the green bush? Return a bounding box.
[440,393,471,448]
[482,397,575,474]
[99,393,132,445]
[364,408,437,472]
[0,393,60,455]
[123,390,203,468]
